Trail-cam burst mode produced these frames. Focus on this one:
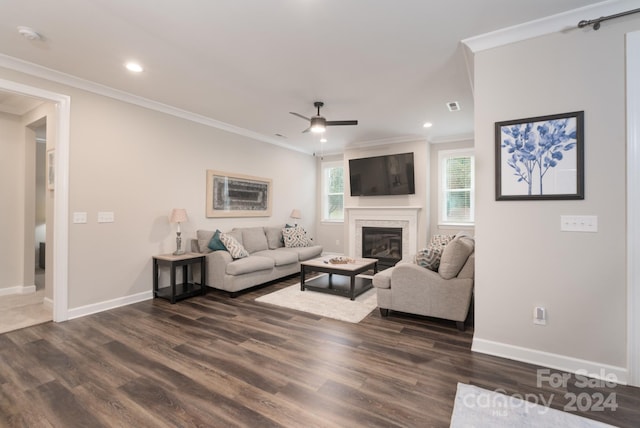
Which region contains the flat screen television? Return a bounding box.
[349,152,415,196]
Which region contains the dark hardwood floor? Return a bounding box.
[1,275,638,427]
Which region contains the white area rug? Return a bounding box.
[450,383,615,427]
[255,278,378,323]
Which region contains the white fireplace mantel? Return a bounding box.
[345,206,421,260]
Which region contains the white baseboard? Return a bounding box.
[67,290,153,320]
[0,284,36,296]
[472,337,628,385]
[43,297,53,309]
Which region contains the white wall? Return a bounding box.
[473,17,638,378]
[0,68,317,311]
[344,140,430,253]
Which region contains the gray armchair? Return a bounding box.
[372,235,474,330]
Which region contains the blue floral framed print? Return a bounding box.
[495,111,584,201]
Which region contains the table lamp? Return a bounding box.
[169,208,188,255]
[290,209,301,226]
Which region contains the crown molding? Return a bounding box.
[429,132,475,144]
[347,135,428,150]
[462,0,637,53]
[0,53,310,155]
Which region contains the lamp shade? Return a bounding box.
[290,209,302,219]
[169,208,187,223]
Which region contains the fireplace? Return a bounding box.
[362,227,402,270]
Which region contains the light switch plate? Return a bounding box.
[97,211,115,223]
[560,215,597,232]
[73,212,87,224]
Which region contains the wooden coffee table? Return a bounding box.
[300,257,378,300]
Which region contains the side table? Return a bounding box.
[152,252,206,303]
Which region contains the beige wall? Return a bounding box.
[0,68,317,310]
[0,112,23,290]
[21,104,56,300]
[473,17,637,371]
[429,139,475,238]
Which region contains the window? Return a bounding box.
[322,161,344,222]
[439,149,474,224]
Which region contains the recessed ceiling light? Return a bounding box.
[320,138,327,143]
[423,122,433,128]
[125,62,144,73]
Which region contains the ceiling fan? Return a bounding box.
[290,101,358,133]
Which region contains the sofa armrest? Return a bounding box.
[204,251,233,289]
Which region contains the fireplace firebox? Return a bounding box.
[362,227,402,270]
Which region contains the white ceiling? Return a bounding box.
[0,0,608,154]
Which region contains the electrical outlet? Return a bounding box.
[533,306,547,325]
[336,239,340,245]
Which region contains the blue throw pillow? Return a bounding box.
[207,229,227,251]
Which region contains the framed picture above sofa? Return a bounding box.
[495,110,584,201]
[206,170,272,217]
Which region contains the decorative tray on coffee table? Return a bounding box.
[328,256,355,264]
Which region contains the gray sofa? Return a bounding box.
[372,234,474,330]
[191,226,322,296]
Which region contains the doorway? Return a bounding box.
[0,78,70,323]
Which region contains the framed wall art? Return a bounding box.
[206,170,272,217]
[495,111,584,201]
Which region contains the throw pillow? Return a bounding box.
[207,229,227,252]
[219,232,249,259]
[438,235,474,279]
[282,226,310,248]
[430,234,455,248]
[415,246,443,271]
[413,234,454,271]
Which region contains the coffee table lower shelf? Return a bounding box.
[302,274,373,300]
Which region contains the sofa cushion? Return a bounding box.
[241,227,269,253]
[438,235,474,279]
[196,230,215,254]
[219,232,249,259]
[207,229,226,252]
[282,226,310,248]
[226,255,274,275]
[264,226,285,249]
[279,245,323,261]
[253,249,298,266]
[228,228,244,244]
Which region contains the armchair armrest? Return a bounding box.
[389,263,473,322]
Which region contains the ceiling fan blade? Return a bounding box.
[326,120,358,126]
[302,127,311,133]
[290,112,310,121]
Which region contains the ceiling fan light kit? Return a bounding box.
[290,101,358,134]
[310,116,326,133]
